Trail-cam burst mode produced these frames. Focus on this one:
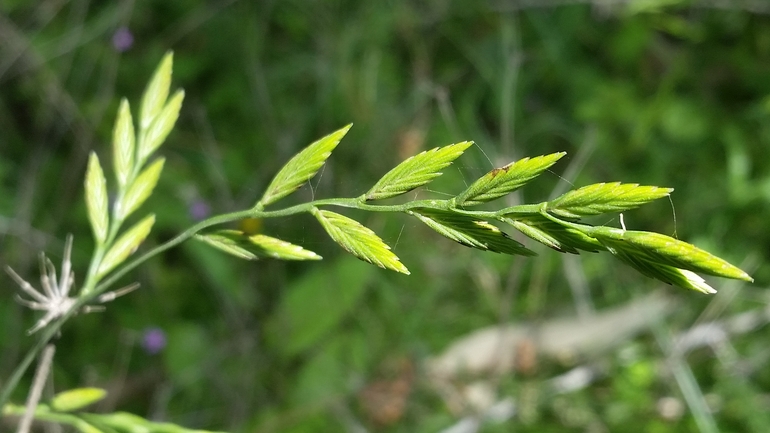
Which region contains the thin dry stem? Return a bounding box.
[17,344,55,433]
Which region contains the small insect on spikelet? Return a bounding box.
[5,235,138,334]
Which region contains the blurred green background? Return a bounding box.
[1,0,770,432]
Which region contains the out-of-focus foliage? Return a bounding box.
[1,1,768,432]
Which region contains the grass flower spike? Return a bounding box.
[5,235,138,334]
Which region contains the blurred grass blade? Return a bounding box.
[51,388,107,412]
[79,411,228,433]
[547,182,673,219]
[257,124,352,207]
[112,99,135,188]
[313,208,409,274]
[455,152,566,206]
[85,152,109,245]
[592,228,753,282]
[138,90,184,163]
[410,208,536,256]
[2,404,96,431]
[97,215,155,278]
[82,412,152,432]
[365,141,473,201]
[266,256,372,357]
[71,419,104,433]
[195,231,321,261]
[117,158,165,221]
[139,51,173,131]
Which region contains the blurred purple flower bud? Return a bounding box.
[112,27,134,53]
[189,200,211,221]
[142,327,166,354]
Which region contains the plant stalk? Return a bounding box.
[0,196,542,409]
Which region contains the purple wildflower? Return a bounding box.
[189,200,211,221]
[112,27,134,52]
[141,327,167,354]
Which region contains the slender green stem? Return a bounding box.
[80,213,123,297]
[0,195,545,409]
[536,203,608,235]
[0,210,248,410]
[89,208,254,298]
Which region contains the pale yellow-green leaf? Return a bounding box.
[196,231,322,261]
[139,90,184,163]
[455,152,566,206]
[590,227,753,282]
[676,268,718,294]
[365,141,473,201]
[116,158,164,221]
[248,234,322,260]
[51,388,107,412]
[195,230,322,260]
[112,98,135,188]
[97,215,155,278]
[85,152,109,245]
[139,51,173,131]
[547,182,673,219]
[258,124,352,207]
[314,209,409,274]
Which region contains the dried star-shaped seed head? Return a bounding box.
[5,235,138,334]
